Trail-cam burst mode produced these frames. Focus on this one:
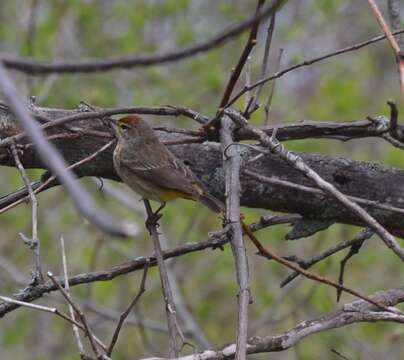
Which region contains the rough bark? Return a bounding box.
[1,105,404,237]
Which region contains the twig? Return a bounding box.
[60,236,86,358]
[243,169,404,218]
[0,295,86,329]
[242,223,397,313]
[0,140,117,215]
[220,116,250,360]
[227,28,404,107]
[47,272,105,357]
[107,260,150,356]
[0,215,298,318]
[331,348,352,360]
[218,0,264,109]
[81,301,168,334]
[253,12,276,112]
[243,55,253,115]
[213,0,273,128]
[263,48,283,124]
[2,1,286,75]
[143,200,180,357]
[0,105,209,149]
[137,287,404,359]
[336,236,367,302]
[24,0,40,93]
[0,63,135,237]
[10,143,43,283]
[366,0,404,103]
[388,0,404,50]
[159,233,210,349]
[280,229,374,287]
[226,109,404,261]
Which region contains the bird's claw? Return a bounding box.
[145,212,163,232]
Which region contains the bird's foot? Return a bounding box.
[145,212,163,232]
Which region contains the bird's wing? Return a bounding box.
[120,145,203,197]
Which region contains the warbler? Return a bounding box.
[111,115,224,213]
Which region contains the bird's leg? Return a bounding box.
[145,202,166,231]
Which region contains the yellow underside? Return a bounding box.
[159,190,194,202]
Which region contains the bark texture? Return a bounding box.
[1,105,404,237]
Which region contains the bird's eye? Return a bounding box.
[119,123,131,130]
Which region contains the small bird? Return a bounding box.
[111,115,224,215]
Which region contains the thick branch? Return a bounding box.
[1,106,404,237]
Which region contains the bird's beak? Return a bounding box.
[109,118,120,137]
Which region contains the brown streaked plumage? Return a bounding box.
[112,115,224,213]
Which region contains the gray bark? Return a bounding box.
[1,105,404,237]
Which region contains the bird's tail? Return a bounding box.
[199,192,225,213]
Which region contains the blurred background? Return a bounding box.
[0,1,403,359]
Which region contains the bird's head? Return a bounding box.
[111,115,154,141]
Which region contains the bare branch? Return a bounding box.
[137,287,404,359]
[0,104,208,150]
[242,224,399,312]
[263,48,283,124]
[220,116,250,360]
[252,12,276,113]
[11,143,43,283]
[107,260,150,356]
[228,28,404,107]
[388,0,404,49]
[144,200,181,357]
[226,109,404,261]
[366,0,404,102]
[47,272,107,356]
[60,236,86,358]
[0,215,292,318]
[281,228,374,287]
[1,0,287,75]
[217,0,268,111]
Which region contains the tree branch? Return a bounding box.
[1,106,404,237]
[138,287,404,360]
[1,0,286,75]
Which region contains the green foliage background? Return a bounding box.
[0,1,403,359]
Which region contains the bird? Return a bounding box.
[111,115,224,218]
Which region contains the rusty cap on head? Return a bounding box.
[118,115,142,126]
